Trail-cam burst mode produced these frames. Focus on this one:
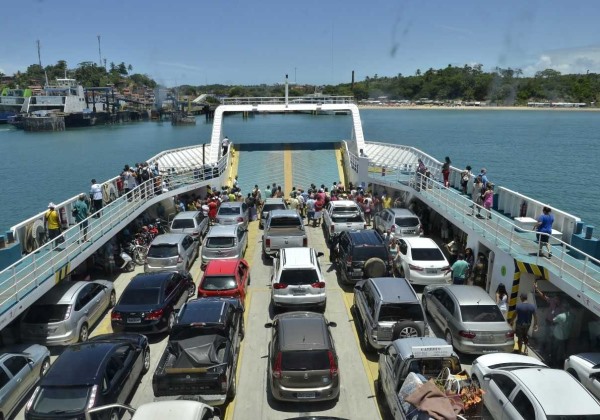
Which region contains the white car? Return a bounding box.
[394,237,451,285]
[565,353,600,400]
[472,353,600,419]
[271,247,326,312]
[85,400,220,420]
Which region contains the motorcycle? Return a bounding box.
[126,241,148,266]
[116,244,135,272]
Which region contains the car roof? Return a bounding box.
[369,277,418,303]
[133,401,211,419]
[388,208,418,217]
[178,298,233,325]
[401,237,440,248]
[129,272,174,289]
[264,198,285,204]
[511,368,600,414]
[269,209,300,217]
[220,201,243,208]
[276,312,330,351]
[34,281,90,305]
[281,247,316,268]
[444,285,496,305]
[204,259,242,275]
[207,224,238,237]
[172,211,201,220]
[330,200,358,207]
[42,341,116,386]
[150,233,189,245]
[573,353,600,367]
[392,337,457,359]
[346,229,384,245]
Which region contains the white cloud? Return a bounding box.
[522,45,600,75]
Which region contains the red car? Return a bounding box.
[198,258,250,305]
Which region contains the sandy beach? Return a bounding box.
[358,104,600,111]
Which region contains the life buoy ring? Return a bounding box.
[102,183,118,204]
[24,219,46,254]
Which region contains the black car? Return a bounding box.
[111,271,195,334]
[24,333,149,420]
[152,297,244,405]
[332,230,391,284]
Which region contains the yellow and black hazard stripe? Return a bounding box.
[55,262,71,284]
[506,260,550,321]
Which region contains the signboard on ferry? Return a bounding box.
[411,345,453,358]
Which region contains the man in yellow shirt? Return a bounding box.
[44,202,62,244]
[382,193,392,209]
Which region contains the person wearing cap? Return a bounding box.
[44,203,62,244]
[73,193,90,241]
[90,179,103,218]
[512,293,538,355]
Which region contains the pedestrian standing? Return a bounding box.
[121,165,133,196]
[44,202,62,244]
[460,165,472,194]
[535,206,555,258]
[306,194,316,226]
[471,175,483,217]
[221,136,230,157]
[445,253,470,285]
[73,193,90,241]
[90,179,103,218]
[479,168,489,189]
[482,183,494,219]
[495,283,509,320]
[535,281,561,359]
[442,156,451,187]
[551,302,573,367]
[512,293,538,355]
[464,247,475,283]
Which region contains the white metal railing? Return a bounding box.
[0,152,229,319]
[221,96,355,105]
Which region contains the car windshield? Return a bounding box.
[332,213,363,222]
[395,217,420,227]
[410,247,445,261]
[120,288,161,305]
[278,268,320,285]
[206,237,235,248]
[281,350,330,371]
[263,204,286,214]
[148,244,178,258]
[24,304,69,323]
[172,219,195,229]
[269,216,302,227]
[202,276,237,291]
[218,207,240,216]
[353,246,387,261]
[32,385,91,414]
[460,305,505,322]
[378,303,425,321]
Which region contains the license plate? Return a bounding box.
[426,268,437,274]
[297,392,316,399]
[292,288,306,295]
[127,317,141,324]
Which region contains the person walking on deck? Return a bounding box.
[90,179,103,218]
[445,253,469,285]
[73,193,90,242]
[221,136,230,157]
[482,183,494,219]
[513,293,538,355]
[535,206,555,258]
[442,156,451,187]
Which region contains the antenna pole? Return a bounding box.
[37,40,42,67]
[97,35,102,67]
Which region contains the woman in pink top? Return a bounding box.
[482,183,494,219]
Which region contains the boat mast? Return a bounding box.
[285,74,289,107]
[97,35,103,67]
[37,40,49,86]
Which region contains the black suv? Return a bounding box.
[332,230,391,284]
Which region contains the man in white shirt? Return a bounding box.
[222,136,230,157]
[90,179,103,218]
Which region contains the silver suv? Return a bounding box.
[260,198,287,229]
[266,311,339,402]
[216,201,249,229]
[373,208,422,238]
[169,211,209,240]
[201,224,248,269]
[144,233,198,274]
[21,280,116,345]
[353,277,428,351]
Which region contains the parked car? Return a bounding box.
[201,225,248,269]
[111,271,195,334]
[373,208,422,238]
[215,201,249,229]
[265,311,339,402]
[353,277,428,351]
[144,233,199,274]
[197,259,250,306]
[262,210,307,257]
[271,247,326,312]
[393,237,451,285]
[152,298,244,405]
[260,198,287,229]
[21,280,116,345]
[332,230,391,284]
[25,333,150,420]
[169,211,209,240]
[322,200,366,244]
[472,353,600,419]
[565,353,600,400]
[85,401,221,420]
[0,344,50,420]
[422,285,515,354]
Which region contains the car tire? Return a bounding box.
[187,282,196,298]
[167,312,176,332]
[78,323,89,343]
[109,290,117,308]
[391,321,421,339]
[142,346,151,374]
[239,320,245,340]
[109,409,120,420]
[445,330,453,347]
[364,257,387,278]
[40,357,51,379]
[227,375,237,402]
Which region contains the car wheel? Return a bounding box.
[227,374,237,401]
[566,368,580,381]
[187,282,196,298]
[247,275,251,286]
[363,257,387,277]
[78,323,89,343]
[109,409,120,420]
[392,321,421,339]
[445,330,453,347]
[239,320,245,340]
[363,328,375,353]
[167,312,176,332]
[40,357,51,379]
[109,291,117,308]
[142,346,151,373]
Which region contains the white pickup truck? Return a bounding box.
[262,209,307,257]
[322,200,366,245]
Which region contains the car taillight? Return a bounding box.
[441,265,450,271]
[192,231,199,236]
[311,282,326,288]
[273,283,288,289]
[506,331,515,339]
[409,264,424,271]
[111,311,122,321]
[330,224,335,233]
[219,373,228,392]
[64,304,73,320]
[328,350,338,378]
[459,330,477,339]
[266,238,271,248]
[272,352,282,379]
[302,237,308,247]
[145,308,164,320]
[88,384,98,409]
[237,217,244,222]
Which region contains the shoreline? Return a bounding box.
[358,105,600,111]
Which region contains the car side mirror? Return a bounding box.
[317,252,324,258]
[328,321,337,327]
[264,322,274,328]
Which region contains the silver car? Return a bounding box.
[260,198,287,228]
[21,280,116,345]
[201,224,248,269]
[215,202,249,229]
[169,211,209,240]
[422,284,514,354]
[0,344,50,420]
[373,208,422,238]
[144,233,199,274]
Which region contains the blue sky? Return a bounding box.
[1,0,599,86]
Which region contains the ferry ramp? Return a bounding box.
[235,142,343,195]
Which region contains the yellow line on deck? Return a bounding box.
[227,145,240,188]
[283,145,293,194]
[334,146,346,188]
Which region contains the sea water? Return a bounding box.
[0,109,598,233]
